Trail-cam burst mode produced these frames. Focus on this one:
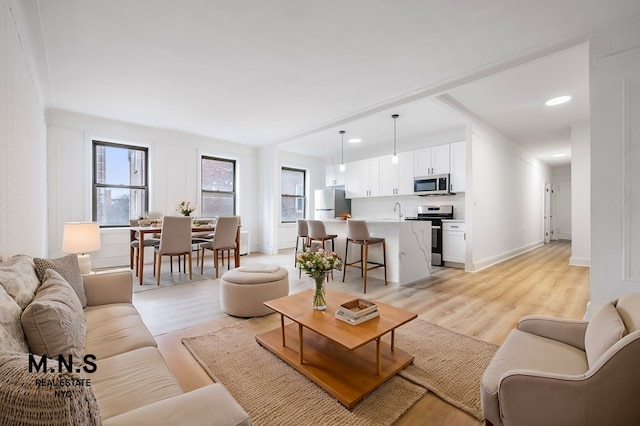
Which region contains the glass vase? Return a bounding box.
[312,274,327,311]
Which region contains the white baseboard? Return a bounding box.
[471,241,544,272]
[569,256,591,267]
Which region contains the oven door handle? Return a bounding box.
[431,226,441,230]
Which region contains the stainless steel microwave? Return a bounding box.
[413,174,450,196]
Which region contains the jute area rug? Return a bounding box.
[182,314,497,425]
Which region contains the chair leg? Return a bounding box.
[157,256,162,285]
[200,247,205,275]
[214,249,220,278]
[187,252,192,280]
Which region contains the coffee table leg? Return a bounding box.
[376,337,381,375]
[280,314,285,347]
[391,329,395,351]
[298,324,304,364]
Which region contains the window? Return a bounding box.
[93,141,148,227]
[281,167,306,223]
[201,156,236,217]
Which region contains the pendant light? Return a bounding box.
[339,130,346,171]
[391,114,399,164]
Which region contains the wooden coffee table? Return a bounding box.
[255,289,417,408]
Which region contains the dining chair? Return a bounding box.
[129,219,160,277]
[200,215,240,278]
[153,216,193,285]
[191,218,216,264]
[342,219,387,293]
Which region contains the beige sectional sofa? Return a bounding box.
[0,254,251,425]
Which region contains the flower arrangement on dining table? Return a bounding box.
[297,247,343,310]
[177,201,196,216]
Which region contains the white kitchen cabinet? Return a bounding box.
[414,144,450,177]
[345,158,379,198]
[449,141,466,193]
[443,222,466,264]
[379,151,414,196]
[325,164,345,186]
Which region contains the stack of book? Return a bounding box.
[335,299,379,325]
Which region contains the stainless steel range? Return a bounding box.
[404,205,454,266]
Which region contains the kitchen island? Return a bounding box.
[321,219,432,285]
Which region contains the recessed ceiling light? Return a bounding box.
[552,153,567,158]
[348,138,362,143]
[545,96,571,106]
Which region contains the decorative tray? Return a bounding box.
[336,299,378,319]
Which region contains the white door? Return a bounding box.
[556,182,572,240]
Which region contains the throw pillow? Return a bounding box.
[0,350,102,426]
[0,285,30,352]
[584,301,627,367]
[22,269,86,360]
[34,254,87,307]
[0,254,41,309]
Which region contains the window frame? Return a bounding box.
[280,166,306,223]
[92,140,149,228]
[200,155,237,217]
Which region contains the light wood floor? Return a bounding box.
[140,240,589,425]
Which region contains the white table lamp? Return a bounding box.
[62,222,102,274]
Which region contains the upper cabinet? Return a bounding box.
[345,158,380,198]
[325,164,345,186]
[414,144,450,177]
[343,140,466,198]
[449,141,466,193]
[380,151,415,196]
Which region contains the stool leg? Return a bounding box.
[382,240,388,286]
[363,242,369,294]
[342,239,349,282]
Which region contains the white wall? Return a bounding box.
[470,120,552,271]
[46,110,261,268]
[277,150,324,250]
[0,0,48,260]
[570,122,590,266]
[588,14,640,315]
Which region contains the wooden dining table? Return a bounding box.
[129,224,241,285]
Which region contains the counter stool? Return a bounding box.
[342,219,387,293]
[294,219,309,266]
[307,220,337,251]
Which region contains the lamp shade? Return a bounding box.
[62,222,101,254]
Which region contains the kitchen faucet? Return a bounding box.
[393,202,403,219]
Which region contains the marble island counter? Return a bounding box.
[320,219,432,285]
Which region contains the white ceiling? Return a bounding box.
[16,1,640,166]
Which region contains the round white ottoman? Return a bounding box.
[220,264,289,317]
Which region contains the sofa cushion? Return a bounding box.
[22,269,87,360]
[585,301,627,367]
[615,293,640,333]
[481,329,588,396]
[0,285,29,352]
[0,350,101,425]
[90,347,183,420]
[0,254,41,309]
[102,384,252,426]
[84,304,157,360]
[34,254,87,307]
